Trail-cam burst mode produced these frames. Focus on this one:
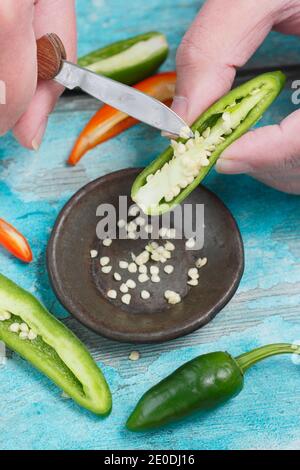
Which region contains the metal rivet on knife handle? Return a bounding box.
[36,33,67,81]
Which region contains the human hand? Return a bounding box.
[173,0,300,194]
[0,0,76,150]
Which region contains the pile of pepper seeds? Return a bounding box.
[90,206,207,307]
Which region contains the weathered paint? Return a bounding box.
[0,0,299,451]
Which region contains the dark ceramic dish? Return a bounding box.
[47,168,244,343]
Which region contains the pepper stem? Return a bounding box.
[236,343,300,373]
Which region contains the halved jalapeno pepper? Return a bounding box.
[0,274,112,416]
[78,32,169,85]
[131,71,286,215]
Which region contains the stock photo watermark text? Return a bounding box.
[291,80,300,105]
[95,196,205,250]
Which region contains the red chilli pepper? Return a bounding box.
[68,71,177,166]
[0,219,33,263]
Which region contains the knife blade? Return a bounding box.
[36,32,193,138]
[54,61,193,138]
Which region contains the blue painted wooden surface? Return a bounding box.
[0,0,300,450]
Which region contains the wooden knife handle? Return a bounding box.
[36,33,66,80]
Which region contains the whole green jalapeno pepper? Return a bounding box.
[78,32,169,85]
[131,71,286,215]
[126,343,300,431]
[0,274,112,416]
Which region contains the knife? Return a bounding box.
[36,33,193,138]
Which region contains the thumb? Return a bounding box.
[172,0,277,124]
[215,109,300,175]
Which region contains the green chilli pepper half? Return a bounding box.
[0,274,112,416]
[78,32,169,85]
[131,71,286,215]
[126,343,300,431]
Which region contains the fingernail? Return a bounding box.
[215,158,253,174]
[32,118,48,151]
[171,95,189,119]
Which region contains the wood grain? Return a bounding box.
[37,34,66,81]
